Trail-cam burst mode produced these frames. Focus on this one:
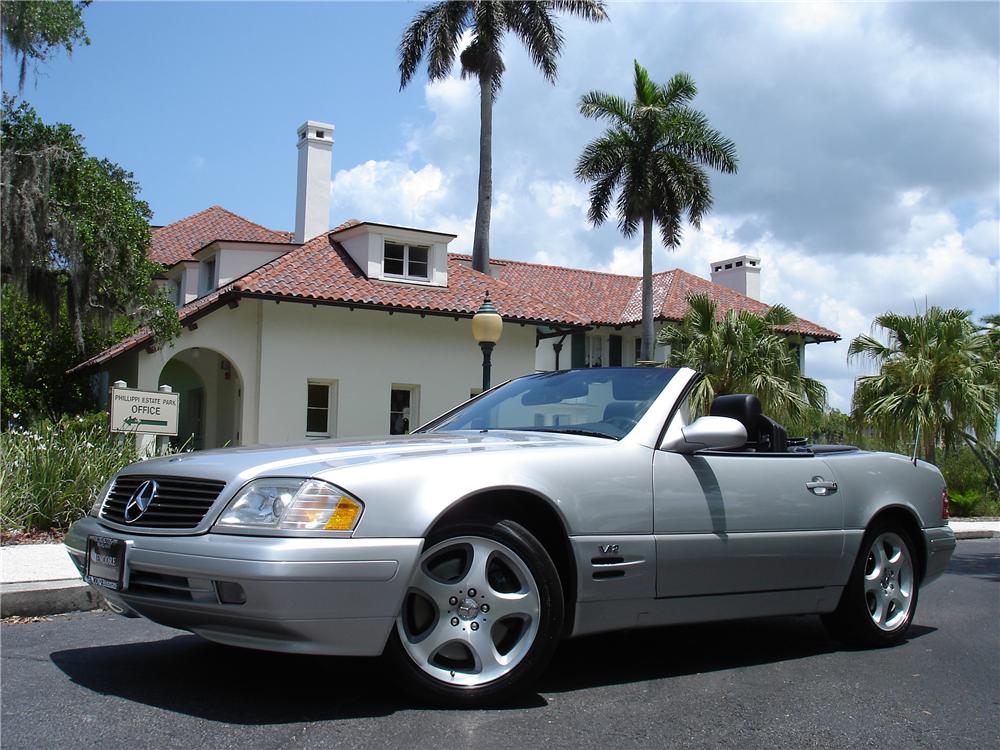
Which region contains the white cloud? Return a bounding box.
[781,1,857,35]
[331,160,450,226]
[425,76,476,114]
[964,219,1000,258]
[323,2,998,413]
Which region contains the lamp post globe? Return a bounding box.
[472,295,503,391]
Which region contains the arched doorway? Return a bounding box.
[158,347,243,450]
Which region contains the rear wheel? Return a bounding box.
[385,520,563,706]
[823,523,920,647]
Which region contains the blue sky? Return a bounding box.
[6,1,429,227]
[6,1,999,410]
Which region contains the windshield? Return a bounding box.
[421,367,680,440]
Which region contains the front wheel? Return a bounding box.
[385,519,564,706]
[823,524,920,647]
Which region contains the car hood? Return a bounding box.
[118,430,605,485]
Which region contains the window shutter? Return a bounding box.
[609,335,622,367]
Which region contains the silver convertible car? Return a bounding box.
[66,367,956,705]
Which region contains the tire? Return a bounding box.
[822,522,920,647]
[385,519,564,706]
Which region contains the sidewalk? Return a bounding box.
[1,543,102,618]
[2,520,998,618]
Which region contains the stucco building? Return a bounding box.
[72,121,838,449]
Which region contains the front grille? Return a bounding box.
[101,475,226,529]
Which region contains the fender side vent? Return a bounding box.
[592,570,625,580]
[591,556,625,565]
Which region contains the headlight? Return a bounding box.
[214,478,363,532]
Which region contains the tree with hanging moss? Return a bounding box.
[1,99,179,422]
[1,0,90,91]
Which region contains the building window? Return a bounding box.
[200,258,217,296]
[384,242,430,280]
[306,381,336,437]
[586,334,604,367]
[390,385,418,435]
[635,338,643,362]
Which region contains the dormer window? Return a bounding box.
[200,257,217,295]
[384,241,429,281]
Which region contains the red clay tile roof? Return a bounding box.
[233,233,588,326]
[72,208,838,372]
[472,255,839,341]
[69,233,587,374]
[150,205,295,267]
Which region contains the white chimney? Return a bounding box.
[710,255,761,300]
[294,120,334,243]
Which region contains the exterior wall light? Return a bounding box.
[472,294,503,391]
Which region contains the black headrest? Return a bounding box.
[710,394,762,441]
[710,394,762,423]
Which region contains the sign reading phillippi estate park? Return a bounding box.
[109,386,180,436]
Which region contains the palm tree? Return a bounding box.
[576,61,737,360]
[399,0,607,273]
[658,293,827,423]
[849,307,1000,465]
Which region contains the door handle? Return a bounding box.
[806,477,838,496]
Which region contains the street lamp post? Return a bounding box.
[472,294,503,392]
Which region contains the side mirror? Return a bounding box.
[670,416,747,454]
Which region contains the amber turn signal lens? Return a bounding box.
[324,496,363,530]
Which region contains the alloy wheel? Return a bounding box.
[862,531,914,631]
[396,536,541,688]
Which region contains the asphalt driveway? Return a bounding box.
[2,539,997,749]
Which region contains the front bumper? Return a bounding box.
[65,517,421,656]
[922,524,957,585]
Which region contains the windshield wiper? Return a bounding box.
[520,427,617,440]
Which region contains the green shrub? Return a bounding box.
[939,446,987,493]
[938,446,1000,517]
[1,412,140,531]
[948,489,983,516]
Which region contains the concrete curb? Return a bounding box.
[949,521,1000,540]
[1,580,103,618]
[953,529,1000,540]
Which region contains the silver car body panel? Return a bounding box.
[65,516,421,655]
[66,366,956,654]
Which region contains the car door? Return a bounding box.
[652,423,845,599]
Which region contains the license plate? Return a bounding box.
[85,535,125,591]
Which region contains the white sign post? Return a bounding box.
[110,385,180,436]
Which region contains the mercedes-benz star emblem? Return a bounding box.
[124,480,158,523]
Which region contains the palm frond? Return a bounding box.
[507,1,563,83]
[547,0,609,22]
[578,91,634,126]
[657,71,697,107]
[632,59,658,105]
[762,303,796,327]
[399,3,446,88]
